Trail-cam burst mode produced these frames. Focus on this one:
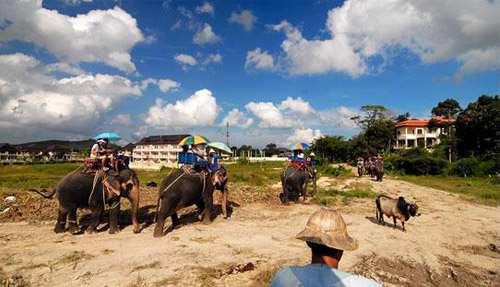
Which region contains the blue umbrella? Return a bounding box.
[93,132,121,141]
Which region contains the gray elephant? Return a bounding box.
[212,166,229,219]
[31,168,140,234]
[154,169,220,237]
[375,166,384,181]
[280,165,317,205]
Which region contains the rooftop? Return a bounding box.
[136,134,190,145]
[396,117,456,127]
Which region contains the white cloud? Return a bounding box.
[174,53,198,66]
[278,97,315,115]
[0,1,144,73]
[112,114,132,127]
[45,62,84,75]
[0,53,141,135]
[202,53,222,66]
[272,20,366,77]
[272,0,500,78]
[286,128,323,145]
[193,23,221,45]
[318,106,359,130]
[229,10,257,32]
[140,78,157,90]
[158,79,180,93]
[245,101,300,129]
[143,89,219,130]
[219,109,254,129]
[245,48,275,71]
[195,2,214,16]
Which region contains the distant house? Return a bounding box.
[0,143,20,162]
[131,134,190,170]
[395,117,455,149]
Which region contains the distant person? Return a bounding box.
[271,208,382,287]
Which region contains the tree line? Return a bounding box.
[311,95,499,176]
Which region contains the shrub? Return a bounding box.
[387,148,448,175]
[236,157,250,165]
[450,157,498,177]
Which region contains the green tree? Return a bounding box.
[350,105,395,156]
[312,136,351,163]
[263,143,279,156]
[431,98,462,162]
[431,98,462,119]
[395,112,410,123]
[455,95,500,159]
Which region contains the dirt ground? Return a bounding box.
[1,175,499,287]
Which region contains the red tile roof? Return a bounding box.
[395,117,455,127]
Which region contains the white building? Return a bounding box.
[130,134,189,170]
[395,118,455,149]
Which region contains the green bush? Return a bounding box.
[236,157,250,164]
[387,148,448,175]
[450,157,498,177]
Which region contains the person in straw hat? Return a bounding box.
[271,208,382,287]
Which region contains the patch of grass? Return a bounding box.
[57,251,94,265]
[317,164,353,179]
[155,276,181,287]
[0,163,81,189]
[312,181,377,206]
[226,161,285,187]
[197,267,220,287]
[132,261,161,272]
[101,249,115,255]
[394,175,500,205]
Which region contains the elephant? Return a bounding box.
[375,166,384,181]
[153,169,219,237]
[280,165,317,205]
[31,167,140,234]
[212,166,229,219]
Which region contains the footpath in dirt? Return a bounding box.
[1,176,499,287]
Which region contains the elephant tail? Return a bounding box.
[29,188,56,199]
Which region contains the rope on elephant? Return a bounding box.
[89,170,103,206]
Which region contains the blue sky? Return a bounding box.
[0,0,498,147]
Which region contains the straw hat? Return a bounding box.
[209,148,215,154]
[296,207,358,251]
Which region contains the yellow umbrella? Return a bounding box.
[178,135,210,146]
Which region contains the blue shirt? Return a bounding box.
[271,264,382,287]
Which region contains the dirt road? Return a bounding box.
[1,176,499,287]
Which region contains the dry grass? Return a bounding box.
[131,261,161,272]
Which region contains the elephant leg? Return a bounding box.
[128,185,140,233]
[171,212,180,227]
[54,205,67,233]
[67,208,79,235]
[302,182,308,202]
[282,184,290,205]
[108,200,121,234]
[221,186,228,219]
[86,206,103,234]
[154,195,176,237]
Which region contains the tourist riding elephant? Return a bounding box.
[153,169,217,237]
[31,168,140,234]
[212,166,229,219]
[280,165,317,205]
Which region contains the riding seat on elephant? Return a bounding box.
[280,164,317,205]
[31,167,140,234]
